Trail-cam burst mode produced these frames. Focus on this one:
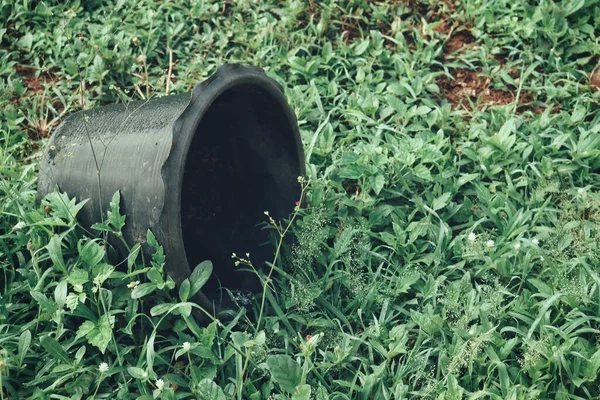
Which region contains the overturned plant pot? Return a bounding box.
[37,64,305,315]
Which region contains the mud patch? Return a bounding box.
[444,30,475,55]
[437,68,535,110]
[590,66,600,90]
[433,18,476,56]
[295,0,321,29]
[16,66,46,95]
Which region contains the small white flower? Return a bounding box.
[98,362,109,373]
[514,242,521,251]
[532,238,540,246]
[155,379,165,390]
[12,221,26,232]
[183,342,191,352]
[127,281,140,289]
[486,240,495,249]
[578,188,586,196]
[467,232,477,243]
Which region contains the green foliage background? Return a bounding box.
[2,0,600,399]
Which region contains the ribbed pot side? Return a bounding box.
[37,64,305,315]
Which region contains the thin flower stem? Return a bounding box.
[255,182,307,332]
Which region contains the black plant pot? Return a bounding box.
[37,64,305,314]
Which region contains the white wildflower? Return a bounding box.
[486,240,494,249]
[155,379,164,390]
[127,281,140,289]
[578,188,585,196]
[183,342,191,352]
[98,362,109,373]
[467,232,477,243]
[12,221,26,232]
[514,242,521,251]
[532,238,539,246]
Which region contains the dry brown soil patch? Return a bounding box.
[437,68,535,110]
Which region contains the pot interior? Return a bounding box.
[181,84,301,303]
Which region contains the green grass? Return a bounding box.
[2,0,600,398]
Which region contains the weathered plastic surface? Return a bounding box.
[37,64,305,314]
[39,93,190,253]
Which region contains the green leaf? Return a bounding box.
[47,234,67,273]
[108,191,126,232]
[91,222,112,233]
[354,38,370,55]
[369,175,385,195]
[147,333,156,375]
[179,279,191,302]
[92,263,115,287]
[66,292,86,311]
[493,117,516,151]
[18,330,32,367]
[43,191,88,225]
[292,385,312,400]
[316,386,330,400]
[68,268,89,287]
[266,355,302,394]
[432,193,451,211]
[147,230,165,267]
[445,374,464,399]
[456,173,479,188]
[196,378,226,400]
[127,243,142,271]
[76,314,114,354]
[386,325,408,359]
[178,303,192,317]
[147,229,160,250]
[76,321,96,337]
[527,279,553,296]
[150,303,174,316]
[54,280,68,309]
[30,291,57,315]
[253,330,266,347]
[40,336,71,365]
[527,293,561,339]
[127,366,148,380]
[189,261,213,297]
[89,316,114,354]
[74,345,86,365]
[231,331,251,349]
[413,165,433,181]
[17,32,33,51]
[571,105,586,124]
[244,330,266,348]
[147,267,164,286]
[131,283,157,299]
[79,239,105,268]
